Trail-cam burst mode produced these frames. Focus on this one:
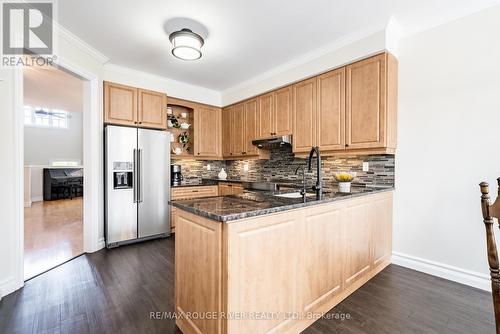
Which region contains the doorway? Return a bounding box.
[23,66,85,279]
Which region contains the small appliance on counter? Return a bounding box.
[171,164,183,186]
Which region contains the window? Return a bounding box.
[24,106,69,129]
[50,160,81,167]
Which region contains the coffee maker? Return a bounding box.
[171,165,183,186]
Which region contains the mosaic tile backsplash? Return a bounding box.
[173,146,394,188]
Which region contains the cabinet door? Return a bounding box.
[244,99,259,156]
[222,107,233,158]
[370,195,393,269]
[104,81,137,126]
[292,78,316,153]
[137,89,167,129]
[218,184,233,196]
[274,86,293,136]
[342,202,371,288]
[317,69,345,151]
[346,54,386,149]
[231,103,245,156]
[257,93,274,138]
[195,106,221,158]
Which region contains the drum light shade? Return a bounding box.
[169,29,204,61]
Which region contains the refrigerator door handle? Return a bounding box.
[138,148,143,203]
[133,148,138,203]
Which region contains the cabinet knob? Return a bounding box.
[197,153,200,155]
[345,144,349,147]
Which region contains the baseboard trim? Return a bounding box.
[31,196,43,202]
[24,201,31,208]
[0,277,22,299]
[392,252,491,291]
[97,237,105,250]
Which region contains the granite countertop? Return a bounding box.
[171,186,394,222]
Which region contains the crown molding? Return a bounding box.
[55,23,109,64]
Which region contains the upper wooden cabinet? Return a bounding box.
[243,99,259,156]
[317,68,345,151]
[274,86,293,136]
[137,89,167,129]
[104,82,137,126]
[194,106,221,158]
[104,81,167,130]
[231,103,245,156]
[257,93,274,138]
[290,52,397,155]
[222,106,233,157]
[257,87,293,138]
[292,78,317,153]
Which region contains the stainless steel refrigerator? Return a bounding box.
[105,125,170,248]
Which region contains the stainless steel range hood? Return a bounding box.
[252,135,291,149]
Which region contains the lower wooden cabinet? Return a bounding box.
[175,191,393,334]
[170,185,219,233]
[218,183,244,196]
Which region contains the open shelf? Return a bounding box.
[167,104,194,158]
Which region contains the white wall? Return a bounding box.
[24,111,83,165]
[104,63,221,106]
[393,5,500,289]
[221,30,387,106]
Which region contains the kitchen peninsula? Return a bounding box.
[173,185,393,334]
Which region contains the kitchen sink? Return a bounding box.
[273,192,315,199]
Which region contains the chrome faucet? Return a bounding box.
[307,146,322,199]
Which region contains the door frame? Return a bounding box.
[14,56,102,286]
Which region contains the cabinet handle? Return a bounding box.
[345,144,349,147]
[192,190,199,193]
[198,153,200,155]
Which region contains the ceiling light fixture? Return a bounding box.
[169,28,204,61]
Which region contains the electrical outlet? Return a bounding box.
[206,164,211,171]
[362,162,369,172]
[243,163,249,173]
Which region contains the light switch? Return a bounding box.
[243,163,249,173]
[206,164,211,171]
[362,162,369,172]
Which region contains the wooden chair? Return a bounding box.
[480,179,500,334]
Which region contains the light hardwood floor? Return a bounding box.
[24,198,83,280]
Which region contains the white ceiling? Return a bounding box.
[57,0,500,91]
[24,66,83,113]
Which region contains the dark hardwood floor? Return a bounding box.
[0,237,495,334]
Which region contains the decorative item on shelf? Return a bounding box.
[166,107,173,115]
[178,131,190,147]
[180,111,188,119]
[172,147,183,155]
[167,114,180,128]
[180,122,191,129]
[218,168,227,180]
[334,172,356,193]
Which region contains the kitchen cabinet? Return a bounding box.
[257,86,292,138]
[257,92,274,138]
[104,81,167,130]
[137,88,167,129]
[292,77,317,153]
[346,53,397,151]
[316,68,345,150]
[243,99,259,156]
[194,105,221,158]
[104,81,137,126]
[218,182,244,196]
[175,191,393,334]
[274,86,293,136]
[231,103,245,156]
[222,106,233,157]
[170,185,219,233]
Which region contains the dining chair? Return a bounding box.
[480,179,500,334]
